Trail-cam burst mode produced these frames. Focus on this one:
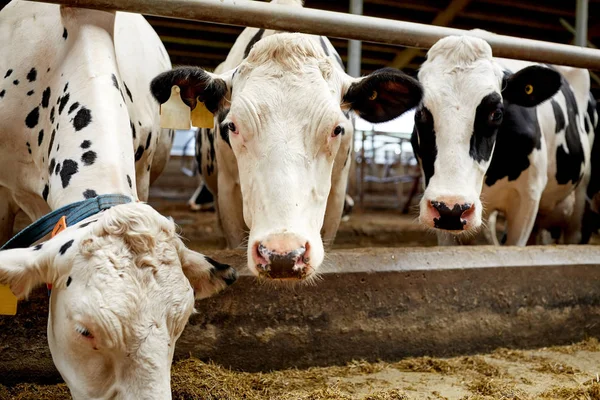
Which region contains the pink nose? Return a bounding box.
[426,199,475,231]
[252,233,311,280]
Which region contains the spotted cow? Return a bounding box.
[151,0,422,280]
[411,34,593,246]
[0,2,236,398]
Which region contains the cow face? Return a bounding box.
[0,203,236,400]
[412,35,561,235]
[151,33,422,280]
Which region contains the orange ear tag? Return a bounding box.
[191,100,214,129]
[46,216,68,295]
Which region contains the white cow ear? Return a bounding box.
[343,67,423,123]
[150,67,231,113]
[180,247,237,300]
[0,246,52,299]
[502,65,562,107]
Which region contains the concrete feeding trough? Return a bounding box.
[2,245,600,384]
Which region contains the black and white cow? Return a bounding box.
[151,0,422,280]
[411,34,593,246]
[0,2,236,398]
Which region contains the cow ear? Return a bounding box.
[502,65,562,107]
[343,67,423,123]
[179,247,237,300]
[150,67,229,113]
[0,247,51,299]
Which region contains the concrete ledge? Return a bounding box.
[2,246,600,384]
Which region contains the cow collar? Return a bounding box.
[1,194,133,251]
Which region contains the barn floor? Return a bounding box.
[4,158,600,399]
[2,338,600,399]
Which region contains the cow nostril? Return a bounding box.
[430,201,474,231]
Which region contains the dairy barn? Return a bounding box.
[1,0,600,399]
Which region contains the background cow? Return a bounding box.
[0,2,236,398]
[411,34,592,246]
[151,0,422,281]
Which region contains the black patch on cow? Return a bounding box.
[485,101,542,187]
[551,99,565,132]
[111,74,125,102]
[60,159,78,188]
[124,82,133,102]
[33,243,43,251]
[81,140,91,149]
[13,80,19,85]
[27,68,37,82]
[68,102,79,114]
[145,132,152,150]
[127,174,132,188]
[50,107,55,123]
[147,165,150,172]
[63,83,68,93]
[58,93,70,114]
[411,107,437,186]
[62,28,68,40]
[55,162,61,175]
[195,128,203,174]
[27,90,34,96]
[48,129,56,157]
[205,256,231,271]
[81,150,97,166]
[66,276,72,287]
[217,109,231,148]
[207,128,216,176]
[586,96,596,135]
[130,120,136,139]
[138,121,142,126]
[319,36,330,56]
[470,93,503,163]
[48,158,56,175]
[26,142,31,154]
[57,144,60,151]
[72,107,92,131]
[431,201,470,231]
[59,239,74,255]
[83,189,97,199]
[586,96,600,202]
[38,130,44,146]
[25,107,40,128]
[47,67,50,72]
[135,145,144,161]
[0,90,5,98]
[343,146,351,168]
[78,220,96,229]
[554,79,585,185]
[244,28,265,58]
[42,184,49,201]
[41,87,51,108]
[4,69,12,78]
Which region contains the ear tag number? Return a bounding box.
[525,84,534,95]
[160,86,191,130]
[191,99,214,129]
[369,91,378,100]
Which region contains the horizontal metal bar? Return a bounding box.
[34,0,600,69]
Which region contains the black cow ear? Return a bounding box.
[502,65,562,107]
[150,67,228,113]
[343,68,423,123]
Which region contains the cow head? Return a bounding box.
[412,35,561,235]
[151,33,422,280]
[0,202,236,400]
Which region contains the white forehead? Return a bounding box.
[419,35,505,111]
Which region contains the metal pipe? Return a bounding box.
[347,0,363,77]
[575,0,589,47]
[34,0,600,69]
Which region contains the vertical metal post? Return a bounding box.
[347,0,363,77]
[575,0,589,47]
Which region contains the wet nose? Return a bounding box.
[252,234,311,280]
[430,200,474,230]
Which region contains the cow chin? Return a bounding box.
[418,194,483,235]
[248,229,324,282]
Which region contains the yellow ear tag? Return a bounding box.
[369,91,378,100]
[160,86,191,130]
[191,100,214,129]
[525,84,534,95]
[0,285,17,315]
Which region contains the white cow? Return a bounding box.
[0,2,236,398]
[151,0,423,280]
[411,35,593,246]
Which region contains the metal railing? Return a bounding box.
[34,0,600,69]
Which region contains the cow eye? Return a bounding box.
[333,126,344,137]
[75,324,93,339]
[226,122,237,133]
[489,109,503,123]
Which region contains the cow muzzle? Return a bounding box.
[420,197,476,232]
[251,233,313,280]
